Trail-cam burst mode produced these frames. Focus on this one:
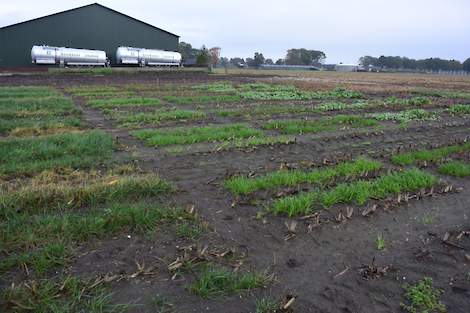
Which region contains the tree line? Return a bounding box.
[359,55,470,72]
[179,42,470,72]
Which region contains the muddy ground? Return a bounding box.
[1,70,469,313]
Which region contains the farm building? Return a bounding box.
[335,64,359,72]
[0,3,179,67]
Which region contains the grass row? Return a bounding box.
[87,97,162,108]
[438,160,470,177]
[132,124,263,146]
[225,158,382,195]
[0,86,59,98]
[114,109,206,127]
[368,109,438,124]
[0,131,114,175]
[0,89,83,136]
[270,168,437,216]
[391,142,470,165]
[263,115,378,134]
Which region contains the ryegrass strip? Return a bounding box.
[391,143,470,165]
[132,124,263,146]
[0,131,114,175]
[225,158,382,195]
[87,97,162,108]
[263,115,378,134]
[438,161,470,177]
[270,168,437,216]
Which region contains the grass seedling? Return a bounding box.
[391,143,470,165]
[401,277,446,313]
[255,298,278,313]
[132,124,263,146]
[225,158,382,195]
[376,234,385,251]
[189,266,270,298]
[270,168,437,216]
[438,160,470,177]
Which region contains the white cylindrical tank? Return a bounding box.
[116,46,181,66]
[31,45,108,66]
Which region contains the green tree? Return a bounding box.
[285,49,326,65]
[196,45,210,66]
[464,58,470,72]
[253,52,265,67]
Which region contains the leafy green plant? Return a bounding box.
[369,109,437,123]
[401,277,446,313]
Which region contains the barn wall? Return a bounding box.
[0,5,179,67]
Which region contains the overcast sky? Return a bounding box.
[1,0,469,63]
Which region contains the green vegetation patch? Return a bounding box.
[0,95,83,136]
[412,88,470,99]
[315,101,371,111]
[116,109,206,127]
[2,276,127,313]
[385,96,432,106]
[270,168,437,216]
[132,124,263,146]
[226,158,382,195]
[438,160,470,177]
[369,109,437,123]
[0,86,59,98]
[448,104,470,115]
[189,266,270,298]
[263,115,378,134]
[0,131,114,175]
[163,94,241,104]
[217,104,317,117]
[391,143,470,165]
[192,82,237,93]
[401,277,446,313]
[87,97,162,108]
[0,173,172,216]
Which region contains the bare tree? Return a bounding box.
[209,47,221,67]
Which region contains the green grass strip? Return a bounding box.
[391,143,470,165]
[0,86,59,98]
[87,97,162,108]
[0,131,114,175]
[263,115,378,134]
[438,161,470,177]
[0,174,173,216]
[117,109,206,126]
[163,94,241,104]
[448,104,470,115]
[270,168,437,216]
[132,124,263,146]
[226,158,382,195]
